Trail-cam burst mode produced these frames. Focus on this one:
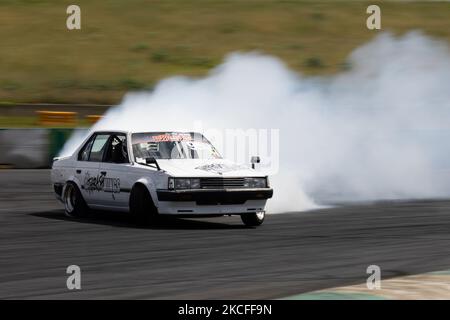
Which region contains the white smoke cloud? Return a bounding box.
[61,31,450,212]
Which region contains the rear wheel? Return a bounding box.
[241,211,265,227]
[63,182,89,218]
[130,184,159,225]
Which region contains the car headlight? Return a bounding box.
[244,177,267,188]
[168,178,201,190]
[168,177,175,189]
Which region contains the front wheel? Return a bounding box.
[63,182,89,218]
[130,184,159,225]
[241,211,265,227]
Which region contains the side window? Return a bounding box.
[78,136,95,161]
[103,134,129,164]
[88,134,110,162]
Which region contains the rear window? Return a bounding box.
[89,134,110,162]
[78,137,94,161]
[77,134,111,162]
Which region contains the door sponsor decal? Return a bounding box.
[83,171,120,194]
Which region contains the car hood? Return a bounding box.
[154,159,263,177]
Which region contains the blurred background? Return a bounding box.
[0,0,449,167]
[1,0,450,301]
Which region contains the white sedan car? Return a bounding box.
[51,130,273,226]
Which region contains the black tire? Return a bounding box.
[130,184,159,225]
[241,211,265,227]
[63,182,89,218]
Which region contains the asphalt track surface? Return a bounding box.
[1,170,450,299]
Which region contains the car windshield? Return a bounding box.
[131,132,222,160]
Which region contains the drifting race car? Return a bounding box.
[51,130,273,226]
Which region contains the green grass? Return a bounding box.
[0,0,449,104]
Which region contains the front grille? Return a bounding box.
[200,177,245,189]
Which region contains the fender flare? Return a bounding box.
[64,175,83,193]
[59,175,85,204]
[132,178,159,207]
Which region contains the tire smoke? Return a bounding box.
[61,32,450,212]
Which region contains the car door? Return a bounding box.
[75,133,111,206]
[97,133,133,210]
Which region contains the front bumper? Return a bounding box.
[157,188,273,205]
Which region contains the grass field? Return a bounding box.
[0,0,449,105]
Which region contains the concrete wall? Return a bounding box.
[0,129,76,168]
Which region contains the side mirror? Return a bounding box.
[146,157,161,171]
[250,156,260,169]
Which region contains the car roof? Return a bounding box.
[92,130,202,135]
[93,130,129,134]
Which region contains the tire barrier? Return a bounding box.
[85,115,103,124]
[36,111,77,126]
